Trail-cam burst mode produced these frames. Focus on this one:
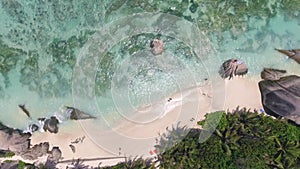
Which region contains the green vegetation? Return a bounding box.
[0,150,15,158]
[104,107,300,169]
[157,107,300,169]
[17,160,25,169]
[101,157,155,169]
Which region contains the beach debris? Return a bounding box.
[149,149,158,155]
[259,75,300,124]
[43,116,59,134]
[167,98,172,102]
[65,106,96,120]
[118,147,122,155]
[260,68,287,80]
[275,48,300,64]
[71,136,86,144]
[18,104,31,118]
[69,144,76,153]
[150,39,165,55]
[219,58,248,80]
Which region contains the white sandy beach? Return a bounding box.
[1,76,263,168]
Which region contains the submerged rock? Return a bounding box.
[260,68,287,80]
[66,106,96,120]
[219,59,248,80]
[28,124,39,133]
[275,48,300,64]
[259,75,300,124]
[150,39,164,55]
[43,116,59,133]
[0,122,31,153]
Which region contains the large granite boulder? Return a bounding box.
[65,106,96,120]
[219,59,248,80]
[259,75,300,124]
[150,39,165,55]
[0,122,31,153]
[260,68,287,81]
[47,147,62,163]
[275,48,300,64]
[20,142,49,160]
[43,116,59,133]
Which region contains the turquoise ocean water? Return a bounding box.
[0,1,299,131]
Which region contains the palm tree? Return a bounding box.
[154,123,189,154]
[104,156,155,169]
[66,159,89,169]
[214,126,241,156]
[272,138,300,169]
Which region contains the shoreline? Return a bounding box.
[0,76,263,168]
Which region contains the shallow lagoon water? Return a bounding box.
[0,1,299,132]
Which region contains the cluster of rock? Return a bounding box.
[258,49,300,125]
[27,106,96,134]
[218,49,299,80]
[218,48,300,125]
[0,122,61,163]
[0,122,31,153]
[259,70,300,124]
[43,116,60,133]
[0,106,96,167]
[0,147,61,168]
